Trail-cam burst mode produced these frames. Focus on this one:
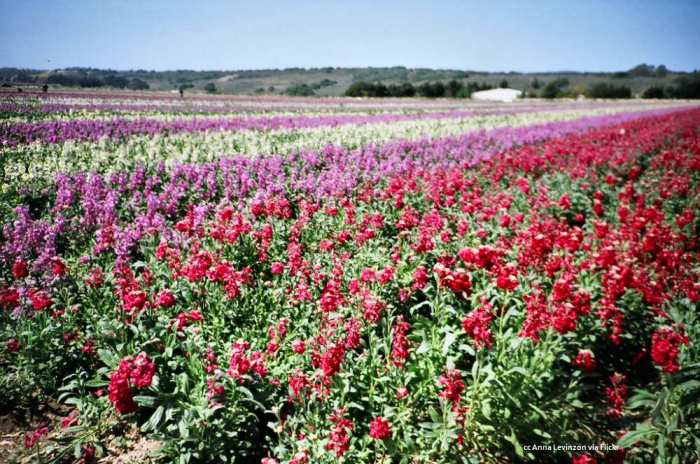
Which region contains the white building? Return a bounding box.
[471,88,522,102]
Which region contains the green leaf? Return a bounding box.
[98,349,117,367]
[142,405,164,432]
[178,419,190,439]
[134,395,157,407]
[482,400,491,420]
[529,403,548,419]
[505,428,524,458]
[618,425,655,447]
[442,331,457,356]
[428,407,441,423]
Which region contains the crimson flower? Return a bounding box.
[368,416,391,440]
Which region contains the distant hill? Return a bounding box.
[0,64,697,97]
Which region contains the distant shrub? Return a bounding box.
[312,79,337,89]
[103,75,129,88]
[127,78,149,90]
[611,72,630,79]
[204,82,217,93]
[387,82,416,97]
[345,81,387,97]
[345,80,496,99]
[445,79,464,97]
[642,86,665,99]
[285,83,315,96]
[541,78,570,99]
[417,81,446,98]
[586,82,631,99]
[666,75,700,99]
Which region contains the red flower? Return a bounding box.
[81,445,96,464]
[173,310,203,330]
[495,266,518,291]
[12,259,29,279]
[85,267,104,288]
[0,287,20,310]
[28,289,53,311]
[289,450,309,464]
[122,290,147,313]
[651,326,689,374]
[606,373,627,419]
[559,194,572,210]
[108,360,137,414]
[362,295,386,324]
[320,343,345,378]
[6,338,20,352]
[396,387,409,400]
[390,316,411,367]
[51,257,67,277]
[130,352,156,389]
[445,270,471,296]
[228,341,252,381]
[438,369,465,409]
[572,350,597,373]
[108,353,155,414]
[462,305,493,349]
[155,290,176,308]
[369,416,391,440]
[572,454,597,464]
[325,409,354,457]
[412,266,429,291]
[288,370,310,401]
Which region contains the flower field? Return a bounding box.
[1,92,699,463]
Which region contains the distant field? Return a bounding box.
[1,65,694,96]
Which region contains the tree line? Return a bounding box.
[344,79,504,98]
[45,73,150,90]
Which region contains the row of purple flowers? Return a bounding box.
[0,103,619,147]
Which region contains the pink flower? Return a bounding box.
[396,387,409,400]
[270,262,284,275]
[292,339,306,354]
[24,426,49,449]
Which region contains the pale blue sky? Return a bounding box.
[1,0,698,72]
